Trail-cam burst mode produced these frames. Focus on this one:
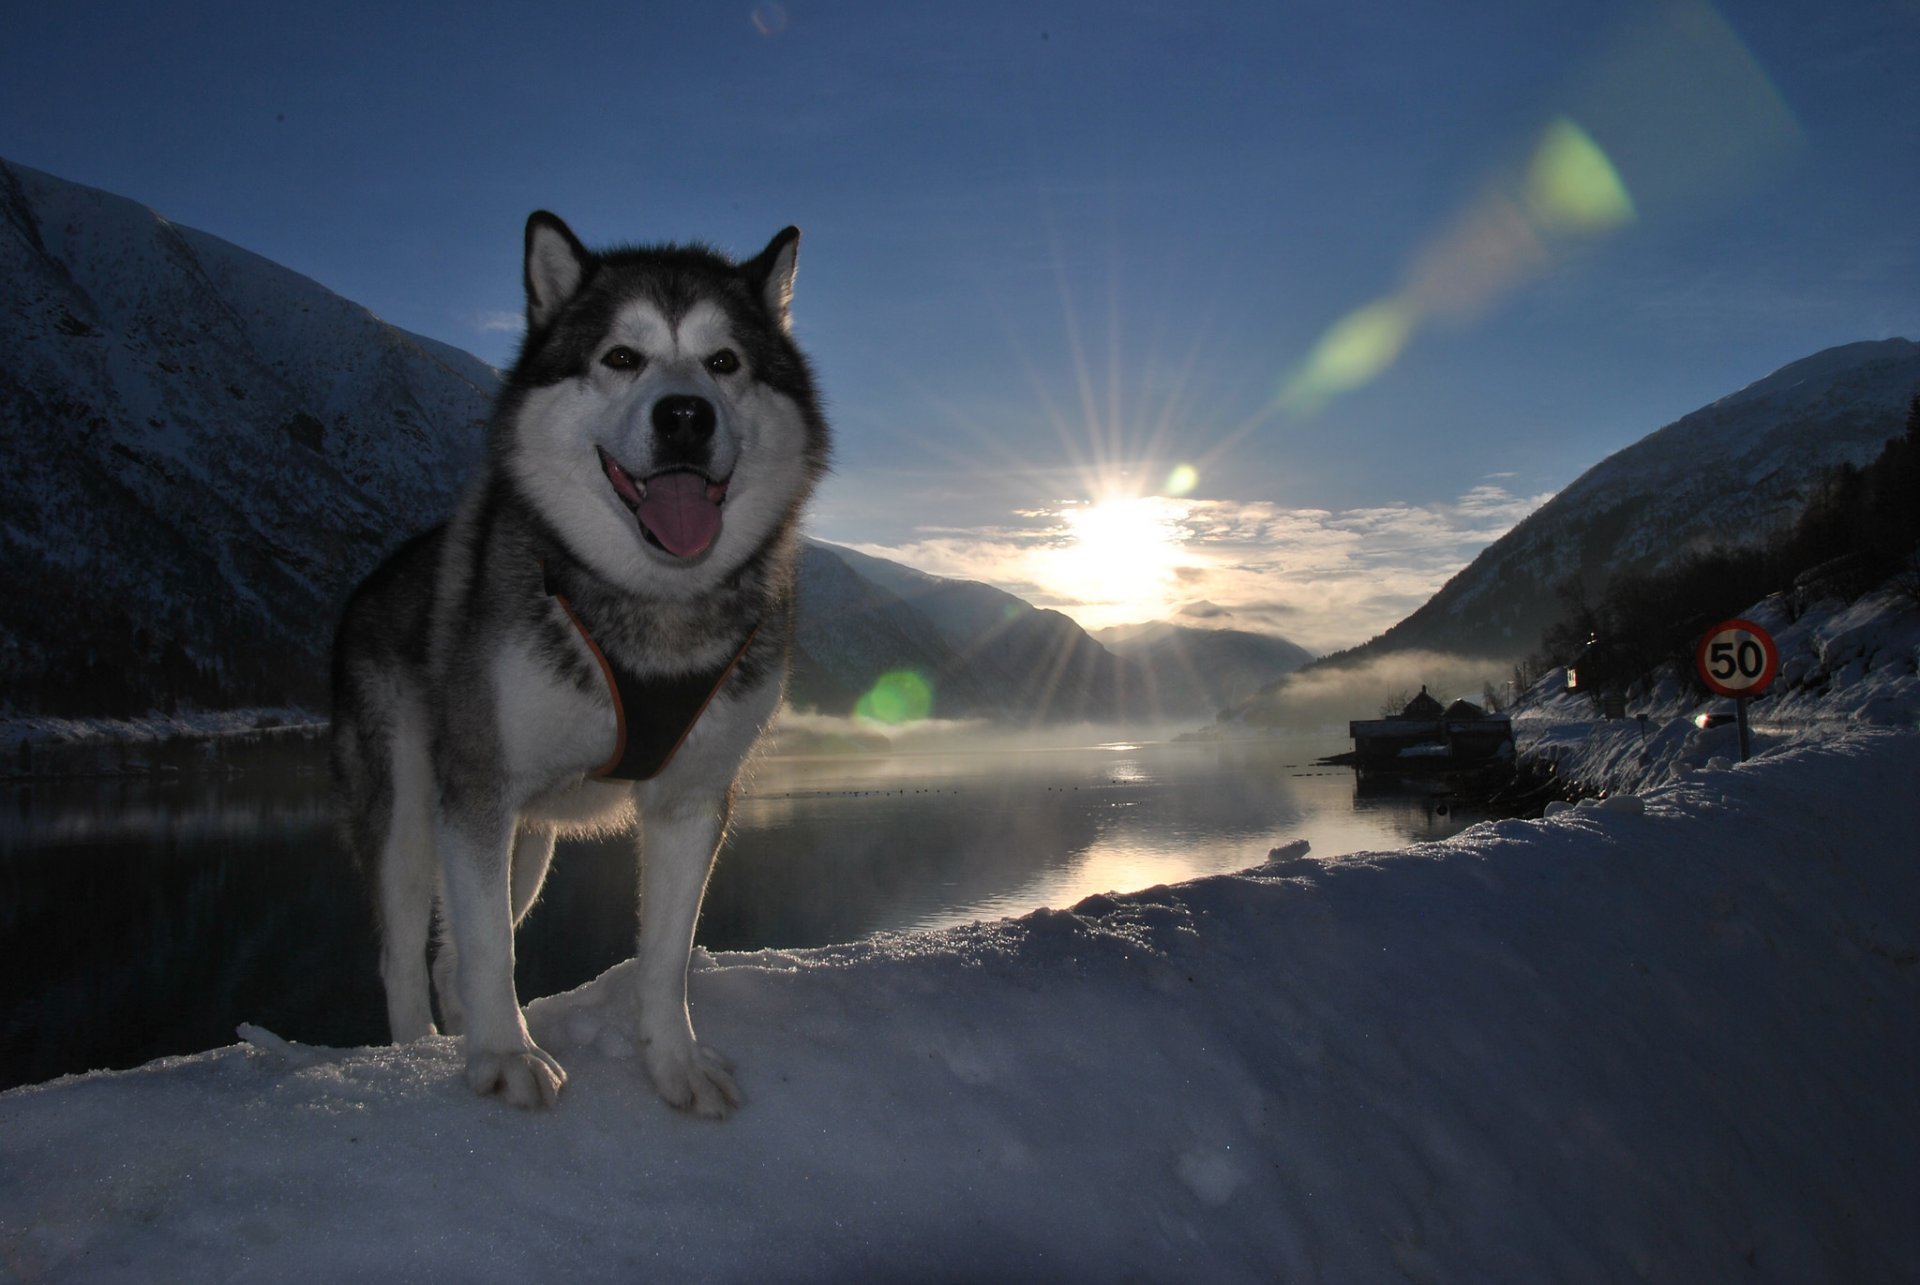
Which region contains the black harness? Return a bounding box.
[543,568,757,782]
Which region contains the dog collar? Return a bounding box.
[542,566,757,782]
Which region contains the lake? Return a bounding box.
[0,731,1489,1089]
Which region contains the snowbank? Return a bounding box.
[0,707,324,780]
[3,723,1915,1280]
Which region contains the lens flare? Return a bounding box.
[750,3,788,36]
[1278,119,1632,415]
[1277,298,1415,414]
[855,671,933,725]
[1273,0,1796,417]
[1164,464,1199,497]
[1527,118,1636,233]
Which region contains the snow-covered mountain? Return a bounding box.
[1345,337,1920,661]
[0,158,495,711]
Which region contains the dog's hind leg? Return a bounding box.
[377,708,439,1042]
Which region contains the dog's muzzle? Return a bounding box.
[597,446,730,558]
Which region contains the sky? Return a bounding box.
[5,0,1918,653]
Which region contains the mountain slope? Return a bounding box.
[809,542,1131,723]
[1342,338,1920,662]
[790,544,1013,719]
[1097,624,1315,718]
[0,158,494,711]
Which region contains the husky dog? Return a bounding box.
[331,212,829,1114]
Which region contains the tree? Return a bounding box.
[1512,654,1549,699]
[1377,690,1413,718]
[1539,580,1601,669]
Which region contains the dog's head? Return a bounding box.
[498,212,830,596]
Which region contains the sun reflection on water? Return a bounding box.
[722,735,1492,942]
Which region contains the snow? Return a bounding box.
[0,706,321,750]
[4,593,1918,1279]
[1516,582,1920,796]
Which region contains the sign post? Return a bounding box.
[1695,618,1780,761]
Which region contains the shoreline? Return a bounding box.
[0,708,325,780]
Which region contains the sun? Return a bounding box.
[1036,492,1191,629]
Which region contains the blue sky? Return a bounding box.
[7,0,1918,650]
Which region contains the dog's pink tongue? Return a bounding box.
[636,472,723,557]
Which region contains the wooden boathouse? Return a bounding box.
[1346,686,1514,769]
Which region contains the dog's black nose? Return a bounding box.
[651,395,715,449]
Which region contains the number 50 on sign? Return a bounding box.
[1696,618,1780,698]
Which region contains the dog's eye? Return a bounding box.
[601,345,644,372]
[705,348,740,375]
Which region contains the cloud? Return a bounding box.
[1193,597,1302,622]
[846,479,1555,655]
[471,309,524,335]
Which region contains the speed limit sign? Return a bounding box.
[1696,618,1779,698]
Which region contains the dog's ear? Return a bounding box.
[524,212,591,330]
[743,227,800,331]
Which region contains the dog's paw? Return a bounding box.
[644,1038,742,1119]
[466,1044,567,1110]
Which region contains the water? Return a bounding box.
[0,732,1488,1089]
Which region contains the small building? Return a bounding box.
[1400,687,1446,720]
[1347,686,1514,770]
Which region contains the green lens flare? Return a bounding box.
[1527,118,1635,233]
[855,670,934,725]
[1277,298,1414,413]
[1275,117,1637,417]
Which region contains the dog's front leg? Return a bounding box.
[636,800,741,1118]
[438,807,566,1108]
